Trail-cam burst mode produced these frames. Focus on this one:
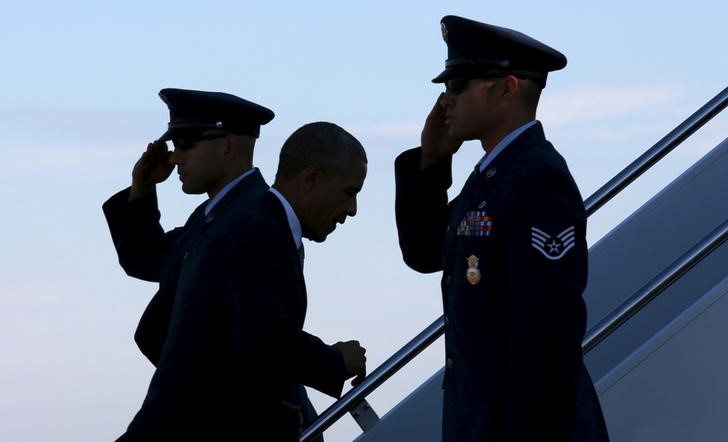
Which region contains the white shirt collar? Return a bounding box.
[268,187,303,252]
[477,120,538,172]
[204,168,257,216]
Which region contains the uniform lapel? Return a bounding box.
[442,122,546,263]
[204,169,268,223]
[161,203,207,272]
[162,169,268,275]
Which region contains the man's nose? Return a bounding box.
[440,92,455,108]
[346,198,358,217]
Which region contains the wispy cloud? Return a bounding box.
[540,85,685,127]
[0,108,162,177]
[341,85,690,142]
[0,143,139,177]
[3,86,719,178]
[542,84,728,164]
[0,108,163,147]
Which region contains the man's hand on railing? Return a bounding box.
[350,373,366,387]
[333,340,367,386]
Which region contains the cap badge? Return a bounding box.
[465,255,481,285]
[441,22,448,43]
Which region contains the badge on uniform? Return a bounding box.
[531,226,575,260]
[457,211,492,237]
[465,255,481,285]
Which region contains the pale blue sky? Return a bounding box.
[1,1,726,441]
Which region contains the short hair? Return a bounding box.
[275,122,367,181]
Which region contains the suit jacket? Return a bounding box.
[395,122,609,441]
[103,171,346,441]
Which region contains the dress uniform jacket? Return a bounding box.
[103,170,347,441]
[395,122,608,441]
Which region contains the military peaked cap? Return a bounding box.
[433,15,567,87]
[158,88,275,141]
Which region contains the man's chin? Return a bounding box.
[303,231,328,243]
[181,184,206,195]
[447,127,472,142]
[310,234,327,243]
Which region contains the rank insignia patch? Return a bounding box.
[457,211,492,237]
[531,226,575,260]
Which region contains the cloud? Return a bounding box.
[0,143,139,177]
[0,108,162,148]
[540,85,684,127]
[0,108,163,177]
[339,85,689,142]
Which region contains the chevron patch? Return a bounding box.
[531,226,575,260]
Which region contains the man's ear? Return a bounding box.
[501,75,519,99]
[222,134,233,156]
[300,164,323,192]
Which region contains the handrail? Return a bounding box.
[585,86,728,216]
[300,86,728,442]
[583,218,728,353]
[300,318,444,441]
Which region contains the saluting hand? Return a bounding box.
[129,140,175,201]
[420,93,463,170]
[333,340,367,387]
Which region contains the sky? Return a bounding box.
[1,1,727,441]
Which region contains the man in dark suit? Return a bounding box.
[104,89,367,441]
[395,16,609,441]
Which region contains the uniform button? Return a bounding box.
[445,275,452,285]
[446,358,454,369]
[183,252,188,260]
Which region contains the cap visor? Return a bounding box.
[431,69,451,83]
[158,129,174,142]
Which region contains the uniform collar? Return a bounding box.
[204,168,257,216]
[268,187,303,251]
[477,120,538,173]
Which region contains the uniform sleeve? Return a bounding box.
[224,244,349,398]
[394,147,453,273]
[501,164,588,440]
[102,187,184,282]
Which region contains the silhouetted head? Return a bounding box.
[274,122,367,242]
